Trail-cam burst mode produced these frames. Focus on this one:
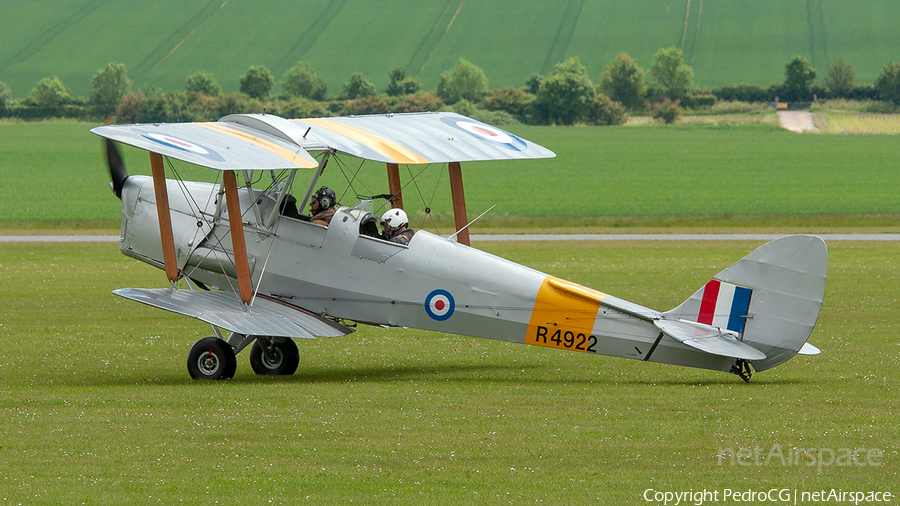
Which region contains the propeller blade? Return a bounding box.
[106,138,128,199]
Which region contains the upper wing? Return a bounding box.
[91,112,555,170]
[114,288,353,339]
[91,121,320,170]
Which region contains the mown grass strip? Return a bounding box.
[0,240,896,503]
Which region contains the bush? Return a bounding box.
[0,80,11,115]
[282,62,327,100]
[116,91,143,123]
[90,62,132,118]
[480,87,529,118]
[185,71,222,97]
[681,93,717,109]
[340,73,376,100]
[588,93,626,125]
[599,53,647,111]
[534,57,596,124]
[468,108,520,126]
[240,66,274,99]
[398,92,445,113]
[711,83,768,103]
[343,96,389,115]
[874,61,900,105]
[652,97,682,124]
[436,58,488,105]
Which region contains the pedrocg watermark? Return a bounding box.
[643,489,894,505]
[717,444,883,473]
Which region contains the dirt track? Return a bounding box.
[777,111,817,133]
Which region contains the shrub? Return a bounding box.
[711,83,768,103]
[874,61,900,105]
[343,96,389,115]
[341,73,376,100]
[599,53,647,111]
[588,93,627,125]
[90,62,132,118]
[185,71,222,97]
[534,57,596,124]
[116,91,143,123]
[481,87,528,118]
[398,92,445,113]
[436,58,488,105]
[652,97,682,124]
[282,62,327,100]
[240,66,274,99]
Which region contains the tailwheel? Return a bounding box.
[187,337,237,380]
[249,337,299,376]
[730,359,754,383]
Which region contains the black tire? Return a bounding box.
[187,337,237,380]
[249,338,299,376]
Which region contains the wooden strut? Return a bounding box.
[386,163,404,209]
[150,152,179,284]
[222,170,254,306]
[448,162,469,246]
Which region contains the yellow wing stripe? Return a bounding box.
[297,118,430,165]
[199,123,318,169]
[525,276,607,353]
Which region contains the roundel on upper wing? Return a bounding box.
[440,116,528,151]
[140,132,225,162]
[424,289,455,321]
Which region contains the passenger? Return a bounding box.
[303,186,338,226]
[380,208,415,245]
[279,194,302,219]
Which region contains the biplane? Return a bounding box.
[91,112,826,382]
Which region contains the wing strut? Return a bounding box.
[223,170,253,306]
[386,163,404,208]
[150,152,179,284]
[448,162,470,246]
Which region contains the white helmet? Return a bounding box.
[381,208,409,231]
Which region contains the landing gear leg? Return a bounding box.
[730,359,753,383]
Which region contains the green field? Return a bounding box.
[2,120,899,229]
[2,0,900,99]
[1,240,896,504]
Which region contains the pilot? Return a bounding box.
[305,186,338,226]
[380,208,415,245]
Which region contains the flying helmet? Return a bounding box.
[381,208,409,231]
[311,186,336,210]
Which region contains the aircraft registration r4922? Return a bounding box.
[91,112,826,382]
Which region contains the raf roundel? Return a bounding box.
[424,289,455,321]
[140,132,225,162]
[440,116,528,151]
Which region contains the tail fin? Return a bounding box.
[665,235,827,371]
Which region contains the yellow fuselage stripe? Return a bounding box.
[525,276,608,353]
[199,123,318,168]
[297,118,430,165]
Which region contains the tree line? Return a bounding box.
[1,49,899,125]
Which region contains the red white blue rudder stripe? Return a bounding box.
[696,280,752,333]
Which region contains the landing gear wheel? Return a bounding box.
[187,337,237,380]
[249,338,299,376]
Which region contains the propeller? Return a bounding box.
[105,138,128,199]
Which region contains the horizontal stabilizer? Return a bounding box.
[654,318,766,361]
[797,342,821,355]
[113,288,353,339]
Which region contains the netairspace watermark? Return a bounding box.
[643,488,894,505]
[717,444,884,473]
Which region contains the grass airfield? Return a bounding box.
[1,240,897,504]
